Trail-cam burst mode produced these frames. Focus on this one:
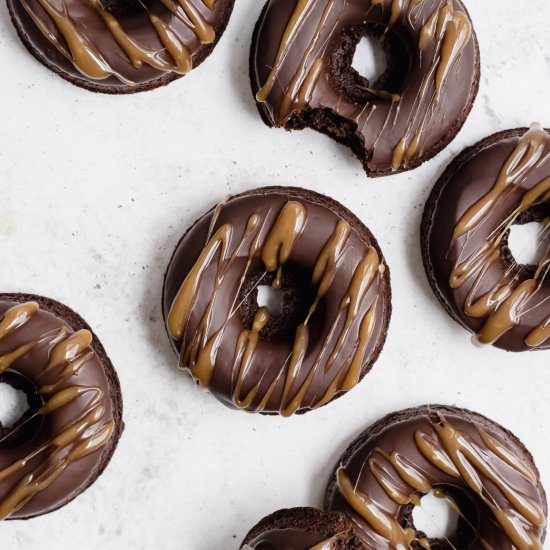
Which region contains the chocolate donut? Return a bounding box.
[7,0,235,93]
[325,405,547,549]
[0,294,123,520]
[162,186,391,416]
[241,507,365,549]
[250,0,479,177]
[422,124,550,352]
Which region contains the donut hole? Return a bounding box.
[402,487,478,549]
[500,205,550,281]
[238,262,323,343]
[352,34,388,84]
[256,285,284,317]
[328,24,410,105]
[0,371,44,450]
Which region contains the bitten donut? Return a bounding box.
[241,507,365,549]
[0,294,123,520]
[250,0,479,177]
[325,405,547,549]
[422,124,550,352]
[162,186,391,416]
[7,0,235,93]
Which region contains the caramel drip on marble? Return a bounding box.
[338,411,544,549]
[169,200,384,415]
[22,0,216,85]
[0,303,114,520]
[448,124,550,346]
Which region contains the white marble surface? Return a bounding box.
[0,0,549,548]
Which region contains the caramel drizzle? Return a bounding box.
[391,1,472,169]
[21,0,216,85]
[255,0,471,170]
[337,411,544,549]
[448,124,550,346]
[167,200,383,415]
[0,302,114,520]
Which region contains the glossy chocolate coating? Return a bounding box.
[7,0,234,92]
[245,528,331,550]
[241,507,360,550]
[0,297,120,520]
[163,187,391,415]
[422,127,550,352]
[325,405,547,549]
[250,0,479,175]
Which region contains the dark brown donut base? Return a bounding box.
[1,293,124,520]
[324,405,547,549]
[7,0,235,94]
[242,507,365,550]
[249,1,480,178]
[162,185,392,415]
[421,128,550,351]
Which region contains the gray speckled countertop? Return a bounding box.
[1,0,550,548]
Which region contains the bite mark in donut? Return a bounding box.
[422,124,550,352]
[162,187,391,416]
[0,296,123,520]
[325,405,547,550]
[250,0,480,176]
[7,0,235,92]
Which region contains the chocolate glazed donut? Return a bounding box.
[250,0,480,177]
[162,187,391,416]
[325,405,547,550]
[422,124,550,352]
[0,294,123,520]
[241,507,365,549]
[7,0,235,93]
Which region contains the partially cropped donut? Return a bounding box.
[0,294,123,520]
[162,186,391,416]
[241,507,365,549]
[7,0,235,93]
[250,0,479,176]
[325,405,547,549]
[422,124,550,352]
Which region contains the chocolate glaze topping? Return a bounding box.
[325,405,547,550]
[7,0,233,92]
[162,188,391,415]
[423,124,550,352]
[243,528,337,550]
[251,0,479,175]
[0,300,118,519]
